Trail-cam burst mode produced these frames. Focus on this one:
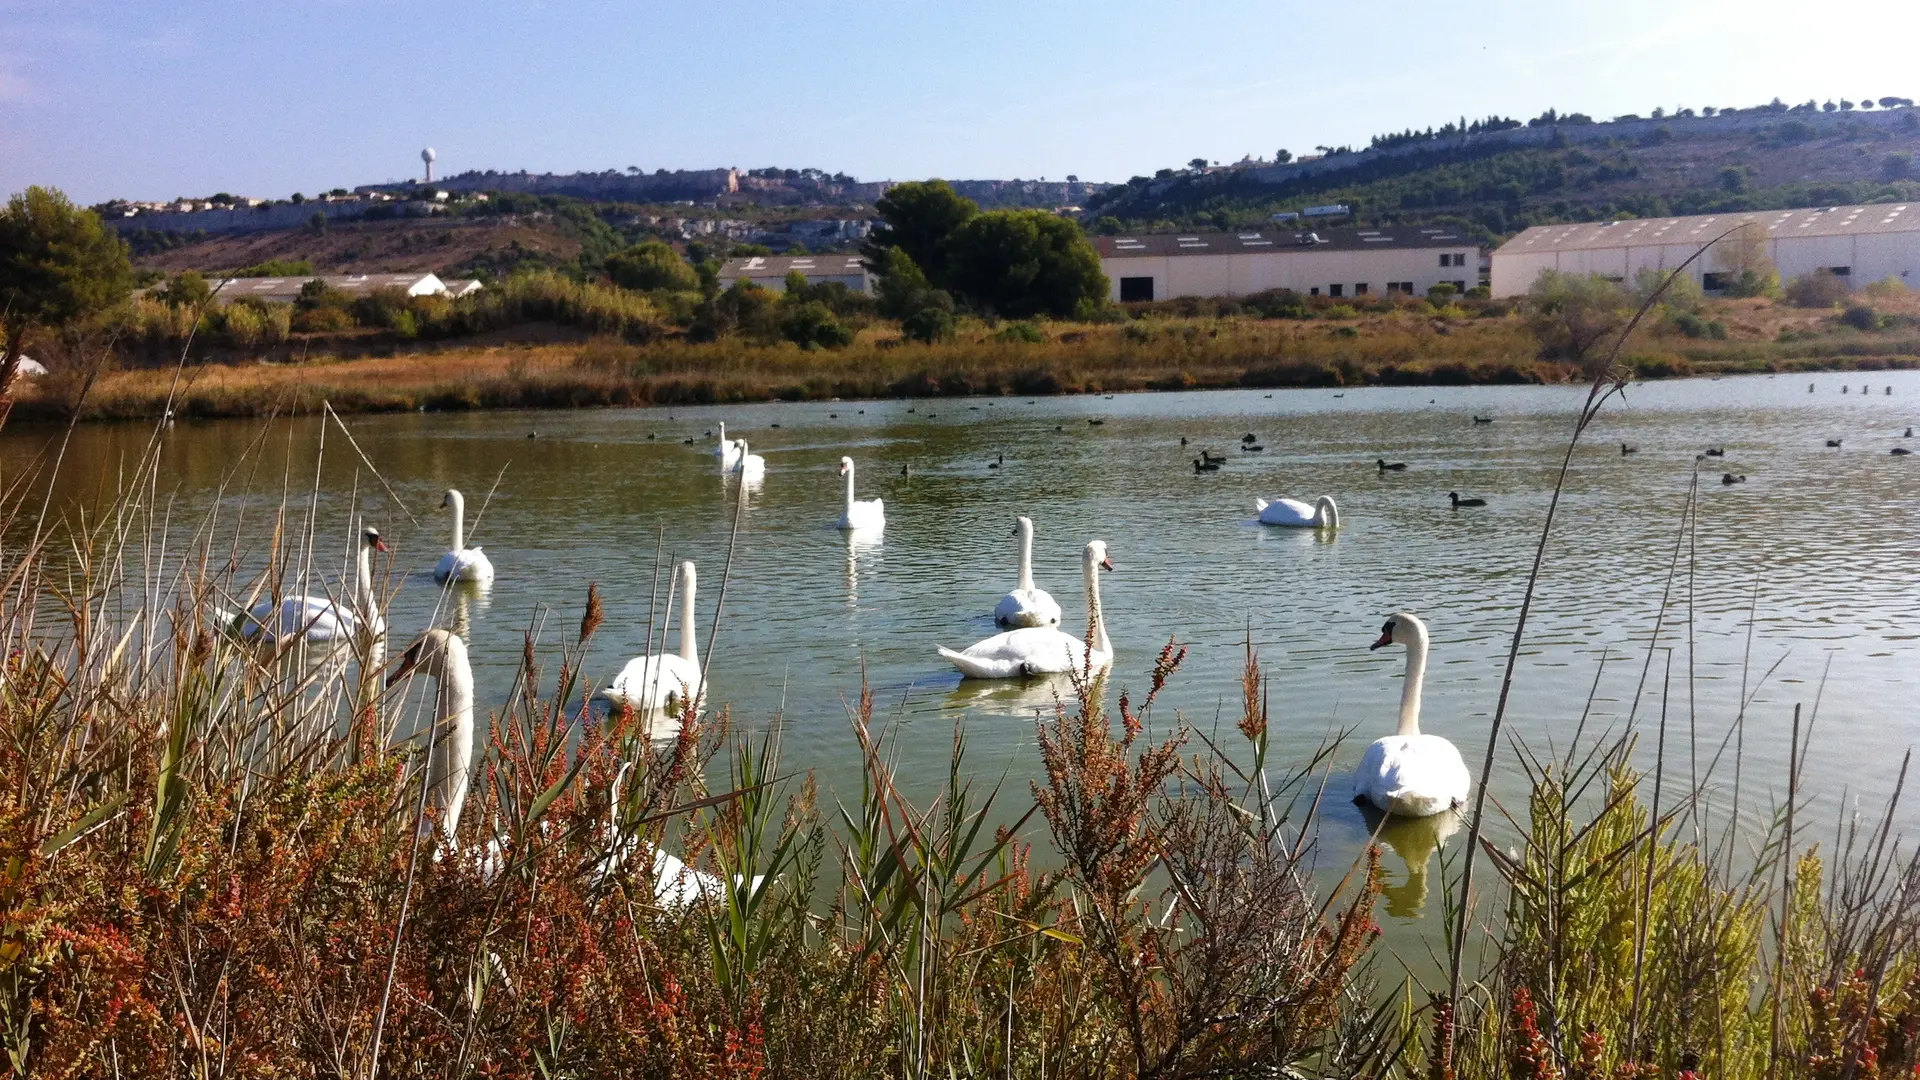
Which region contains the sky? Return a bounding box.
[7,0,1920,206]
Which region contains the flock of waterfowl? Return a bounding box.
[230,384,1916,848]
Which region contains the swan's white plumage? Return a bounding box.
[241,526,386,643]
[602,560,705,713]
[1355,612,1470,818]
[714,422,743,468]
[942,540,1111,679]
[835,456,885,529]
[433,489,495,585]
[1356,734,1471,819]
[1256,495,1340,528]
[731,440,766,480]
[389,628,474,842]
[994,515,1060,628]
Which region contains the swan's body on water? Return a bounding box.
[731,440,766,480]
[1256,495,1340,529]
[389,628,474,842]
[1355,612,1470,819]
[603,560,705,715]
[714,422,743,468]
[433,489,495,585]
[941,540,1111,679]
[836,456,885,529]
[994,515,1060,628]
[242,525,386,643]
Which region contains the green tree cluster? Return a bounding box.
[0,186,134,410]
[864,180,1109,322]
[1524,270,1630,364]
[603,240,699,292]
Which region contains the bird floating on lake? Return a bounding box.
[1722,473,1747,484]
[1377,459,1408,471]
[1448,492,1486,508]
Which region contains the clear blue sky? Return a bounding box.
[6,0,1916,205]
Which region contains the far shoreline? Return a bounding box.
[10,345,1915,430]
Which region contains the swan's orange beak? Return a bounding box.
[1370,631,1393,650]
[1099,555,1114,571]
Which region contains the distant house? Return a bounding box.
[1490,203,1920,297]
[208,273,449,304]
[1094,227,1480,303]
[441,278,485,298]
[717,255,873,294]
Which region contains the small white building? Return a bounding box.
[1094,227,1480,303]
[441,278,485,298]
[1490,203,1920,298]
[717,254,873,294]
[208,273,450,304]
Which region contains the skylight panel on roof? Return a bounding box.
[1241,239,1273,246]
[1176,236,1199,242]
[1237,232,1263,239]
[1362,236,1392,242]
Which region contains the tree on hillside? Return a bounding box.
[862,180,977,287]
[1524,270,1630,366]
[944,209,1109,320]
[158,270,214,310]
[604,240,699,292]
[0,186,134,418]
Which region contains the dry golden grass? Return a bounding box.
[17,294,1919,424]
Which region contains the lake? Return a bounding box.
[7,371,1918,939]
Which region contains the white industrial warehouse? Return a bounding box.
[1092,227,1481,303]
[1490,203,1920,297]
[717,254,874,294]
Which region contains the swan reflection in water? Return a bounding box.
[1357,802,1462,919]
[942,674,1076,720]
[443,579,492,645]
[844,526,883,607]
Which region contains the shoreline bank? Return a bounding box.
[15,313,1920,425]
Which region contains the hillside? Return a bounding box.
[1088,107,1920,242]
[130,216,586,279]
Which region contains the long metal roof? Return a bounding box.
[1095,226,1473,259]
[1496,203,1917,255]
[207,273,442,302]
[719,255,869,278]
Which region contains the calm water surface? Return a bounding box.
[7,373,1918,940]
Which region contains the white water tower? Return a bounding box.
[421,147,436,184]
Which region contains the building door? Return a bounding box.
[1119,276,1154,302]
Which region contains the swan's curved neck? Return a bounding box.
[1083,553,1109,661]
[1398,623,1428,737]
[718,422,727,443]
[843,462,856,514]
[430,637,475,840]
[678,564,698,665]
[448,491,466,551]
[1018,521,1035,591]
[1318,496,1340,529]
[356,537,376,616]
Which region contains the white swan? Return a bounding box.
[595,761,765,910]
[730,439,766,480]
[1256,495,1340,529]
[602,560,705,714]
[1356,612,1470,818]
[714,422,743,468]
[433,489,495,585]
[939,540,1112,679]
[994,515,1061,629]
[241,524,386,643]
[835,456,885,529]
[388,628,474,842]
